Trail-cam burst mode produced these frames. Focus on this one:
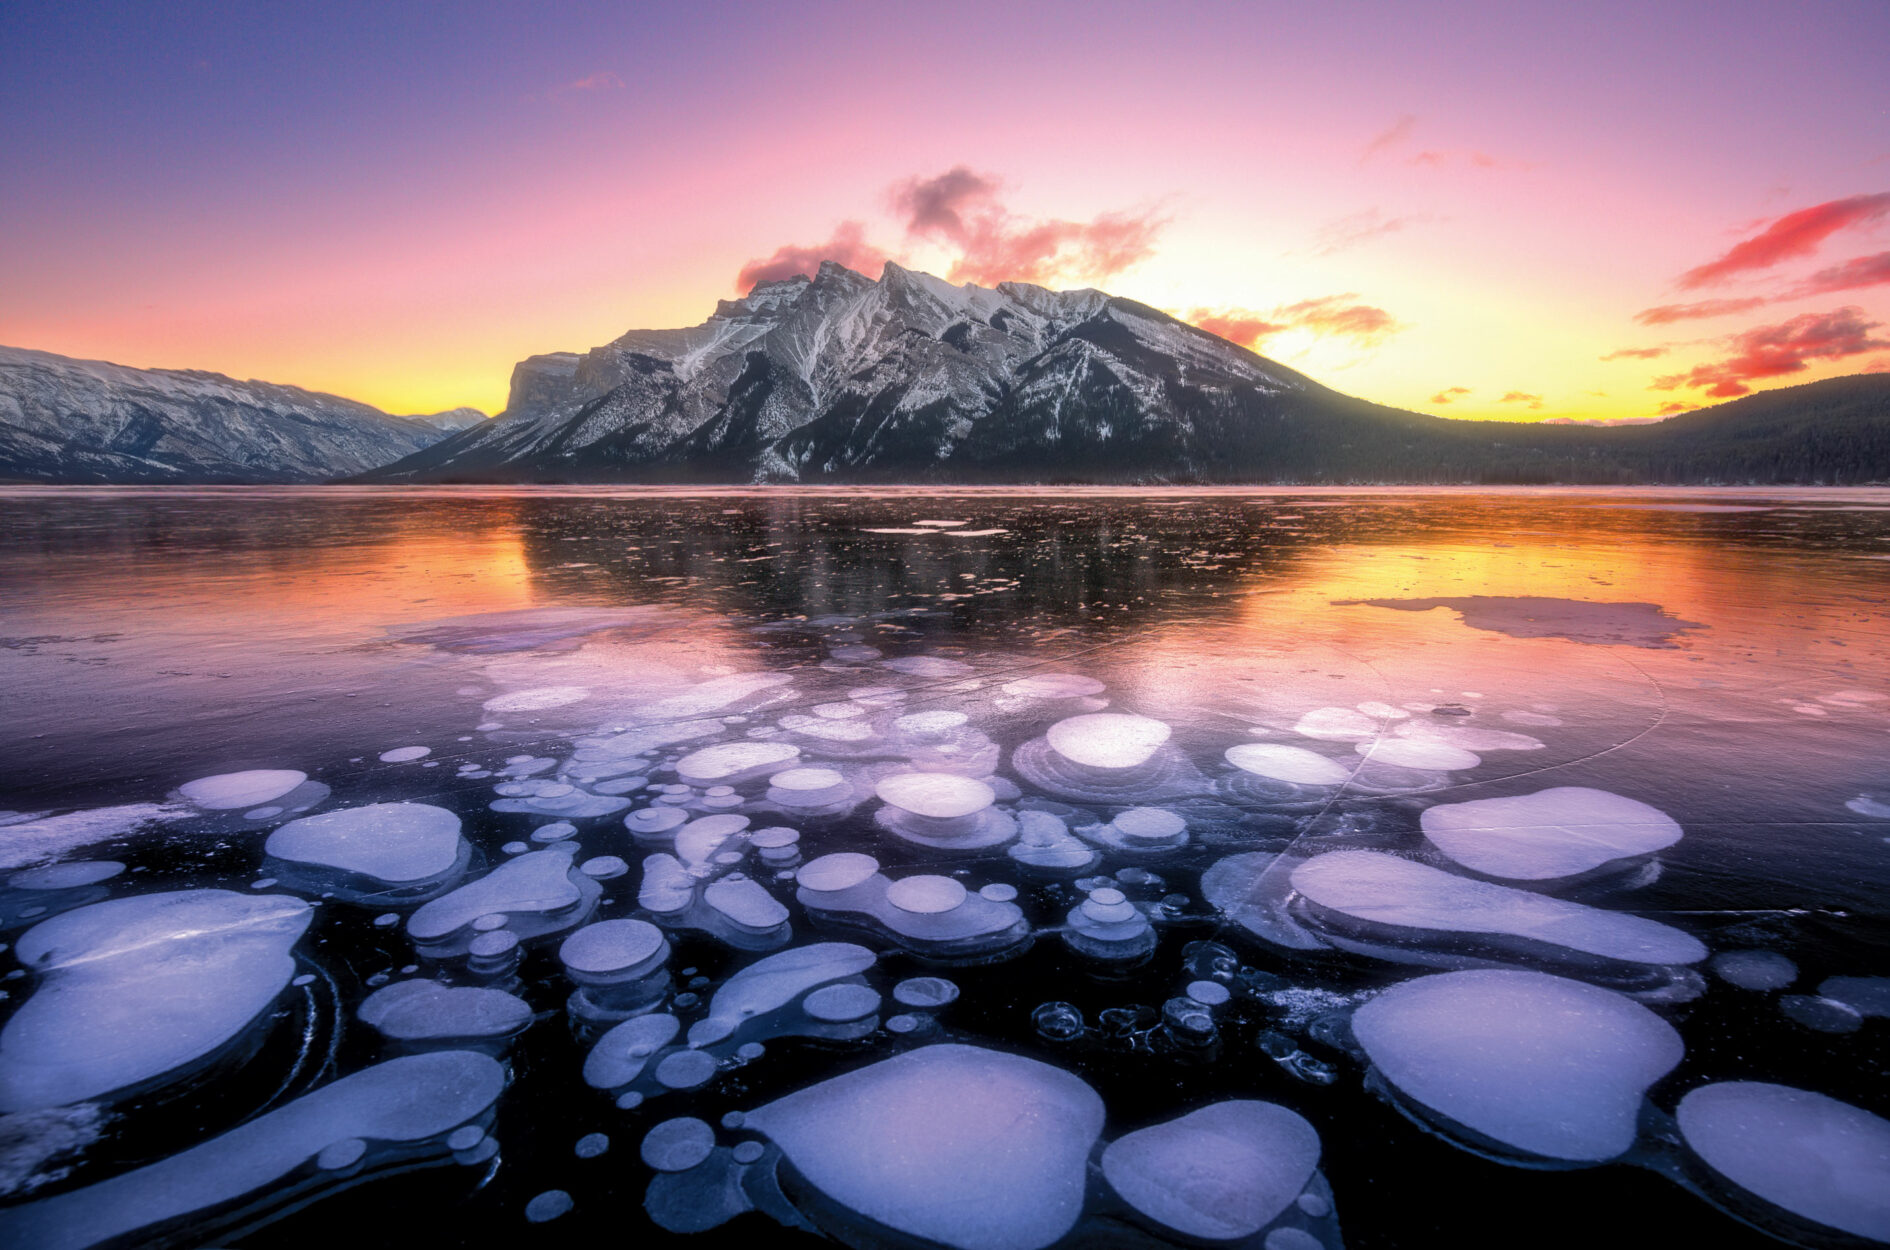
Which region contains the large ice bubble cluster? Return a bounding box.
[0,890,312,1111]
[744,1044,1104,1250]
[1352,969,1684,1162]
[1420,787,1683,880]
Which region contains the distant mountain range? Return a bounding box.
[0,345,480,483]
[5,267,1888,485]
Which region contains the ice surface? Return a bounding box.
[1225,743,1350,786]
[1293,707,1380,740]
[1101,1101,1321,1240]
[0,890,312,1111]
[1711,950,1798,991]
[1046,713,1171,768]
[358,979,532,1043]
[177,770,306,810]
[883,656,973,677]
[265,803,465,883]
[745,1044,1104,1250]
[1001,674,1105,698]
[1291,850,1707,967]
[675,741,800,784]
[1677,1082,1890,1241]
[1351,969,1683,1161]
[0,805,190,871]
[1342,596,1703,646]
[0,1052,504,1250]
[483,685,590,711]
[1420,788,1682,880]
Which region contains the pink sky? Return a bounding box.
[1,1,1884,422]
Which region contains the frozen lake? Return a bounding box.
[0,486,1886,1249]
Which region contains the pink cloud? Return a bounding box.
[1186,312,1285,348]
[1498,390,1544,409]
[1656,401,1701,416]
[1189,295,1401,352]
[1601,346,1669,360]
[1360,115,1417,162]
[1430,386,1471,404]
[1786,250,1890,297]
[1677,193,1890,288]
[1634,297,1767,325]
[735,221,889,291]
[1652,306,1889,397]
[567,71,624,91]
[1312,208,1428,256]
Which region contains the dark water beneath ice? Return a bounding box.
[0,486,1886,1249]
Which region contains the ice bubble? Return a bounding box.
[803,983,882,1023]
[1352,969,1683,1162]
[1358,701,1409,720]
[1420,788,1683,881]
[655,1048,719,1090]
[797,853,882,894]
[979,883,1017,902]
[893,977,960,1009]
[357,979,531,1043]
[177,770,307,811]
[1356,739,1481,771]
[559,919,667,980]
[1780,995,1864,1033]
[1711,950,1798,991]
[1846,795,1890,819]
[525,1189,574,1222]
[377,746,430,763]
[6,862,124,890]
[767,766,848,802]
[0,1052,503,1250]
[642,1117,716,1172]
[883,656,973,677]
[812,702,866,720]
[1047,713,1171,769]
[583,1013,681,1090]
[1187,980,1232,1006]
[1265,1229,1324,1250]
[885,875,968,914]
[676,741,800,785]
[1224,744,1350,786]
[626,805,690,840]
[830,645,882,662]
[687,943,876,1047]
[779,713,876,742]
[483,685,590,712]
[408,849,599,954]
[530,821,577,842]
[1819,975,1890,1017]
[1677,1082,1890,1241]
[1201,852,1331,952]
[703,877,790,932]
[1001,674,1105,698]
[732,1139,765,1164]
[1101,1101,1321,1240]
[0,890,312,1111]
[580,855,628,879]
[1291,850,1707,969]
[877,773,993,819]
[1081,806,1189,855]
[745,1044,1104,1250]
[1293,707,1380,741]
[266,803,466,885]
[676,814,751,869]
[895,710,970,734]
[1008,810,1099,874]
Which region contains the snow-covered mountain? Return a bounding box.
[0,346,462,483]
[402,406,488,433]
[364,261,1406,483]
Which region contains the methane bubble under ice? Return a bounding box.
[1351,969,1683,1162]
[1100,1101,1322,1241]
[1224,744,1350,787]
[265,802,466,885]
[1420,788,1683,880]
[1677,1082,1890,1242]
[744,1043,1104,1250]
[177,770,307,810]
[0,890,312,1111]
[1046,714,1171,769]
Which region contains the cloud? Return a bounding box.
[1866,356,1890,374]
[1601,346,1669,360]
[1498,391,1544,409]
[1656,402,1701,416]
[1544,415,1667,426]
[1312,208,1428,255]
[736,221,889,291]
[890,166,1166,286]
[1677,193,1890,288]
[567,71,624,91]
[1785,250,1890,297]
[1361,114,1417,162]
[1186,313,1285,348]
[1652,306,1889,397]
[1429,387,1471,404]
[1189,295,1401,352]
[1633,297,1767,325]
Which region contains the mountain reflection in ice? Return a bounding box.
[0,486,1887,1248]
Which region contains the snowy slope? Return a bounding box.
[0,346,460,483]
[365,262,1331,483]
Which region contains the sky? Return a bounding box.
[1,0,1886,424]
